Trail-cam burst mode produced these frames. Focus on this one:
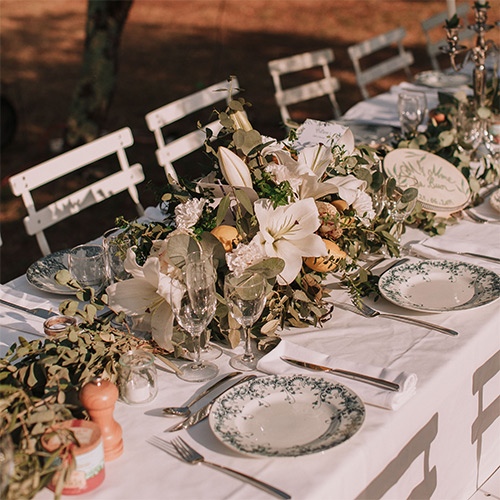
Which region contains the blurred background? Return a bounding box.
[1,0,498,283]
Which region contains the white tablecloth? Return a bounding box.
[1,219,499,500]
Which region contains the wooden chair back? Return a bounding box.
[267,48,341,127]
[145,79,240,181]
[348,27,414,100]
[9,127,144,256]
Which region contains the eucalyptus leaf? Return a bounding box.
[246,258,285,278]
[166,233,199,269]
[234,189,254,215]
[216,194,231,227]
[401,187,418,203]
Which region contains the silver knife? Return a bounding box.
[0,298,57,320]
[419,245,500,264]
[166,374,257,432]
[281,357,400,392]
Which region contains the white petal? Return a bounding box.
[273,239,305,285]
[218,147,252,188]
[288,234,327,257]
[151,302,175,351]
[106,278,159,315]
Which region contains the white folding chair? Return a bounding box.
[421,3,474,71]
[267,48,341,127]
[145,79,240,181]
[9,127,145,256]
[348,27,414,100]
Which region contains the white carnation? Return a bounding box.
[174,198,206,230]
[225,237,267,276]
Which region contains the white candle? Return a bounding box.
[447,0,456,18]
[125,378,151,403]
[477,0,486,5]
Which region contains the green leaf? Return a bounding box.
[229,100,244,112]
[55,270,71,285]
[234,189,254,215]
[216,194,231,227]
[241,130,262,155]
[247,258,285,279]
[166,234,199,269]
[401,187,418,203]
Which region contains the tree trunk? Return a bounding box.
[64,0,133,148]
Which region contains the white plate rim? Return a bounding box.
[415,70,470,88]
[209,374,365,457]
[378,259,500,312]
[383,148,471,212]
[490,188,500,214]
[26,249,76,295]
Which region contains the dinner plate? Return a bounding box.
[490,188,500,214]
[209,374,365,457]
[383,149,471,213]
[378,260,500,313]
[415,70,470,88]
[26,250,75,295]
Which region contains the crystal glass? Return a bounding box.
[68,244,107,293]
[119,350,158,404]
[103,227,132,284]
[386,189,417,245]
[398,92,427,136]
[0,434,14,497]
[171,256,218,382]
[483,115,500,161]
[224,272,267,371]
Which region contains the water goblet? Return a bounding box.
[398,92,427,136]
[68,244,107,294]
[170,256,218,382]
[0,434,14,497]
[103,227,132,284]
[224,272,267,371]
[386,187,418,246]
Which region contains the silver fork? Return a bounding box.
[352,298,459,337]
[148,436,291,499]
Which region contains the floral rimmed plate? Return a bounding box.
[490,188,500,214]
[209,374,365,457]
[383,149,471,213]
[378,260,500,313]
[415,70,470,88]
[26,250,75,295]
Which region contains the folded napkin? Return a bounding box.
[409,221,500,263]
[257,340,417,411]
[342,93,401,128]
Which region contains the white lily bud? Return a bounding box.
[218,146,253,188]
[231,110,253,131]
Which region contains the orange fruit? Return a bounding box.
[304,239,347,272]
[210,225,240,252]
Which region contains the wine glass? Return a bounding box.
[398,92,427,136]
[386,186,418,246]
[102,227,132,284]
[68,244,107,294]
[224,272,267,371]
[0,434,14,498]
[170,256,218,382]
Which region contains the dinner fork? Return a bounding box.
[352,298,459,337]
[148,436,291,499]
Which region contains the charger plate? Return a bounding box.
[209,374,365,457]
[26,250,75,295]
[383,148,471,213]
[378,260,500,313]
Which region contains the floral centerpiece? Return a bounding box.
[100,81,417,354]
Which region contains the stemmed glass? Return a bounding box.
[386,187,417,246]
[398,92,427,136]
[170,255,218,382]
[0,434,14,498]
[224,272,267,371]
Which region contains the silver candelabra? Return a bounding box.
[442,2,498,108]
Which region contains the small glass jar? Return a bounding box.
[43,315,78,336]
[118,350,157,405]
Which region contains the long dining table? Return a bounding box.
[1,202,499,499]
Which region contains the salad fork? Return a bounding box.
[148,436,291,499]
[352,298,459,337]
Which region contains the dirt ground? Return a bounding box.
[1,0,498,283]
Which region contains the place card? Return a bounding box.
[294,119,348,151]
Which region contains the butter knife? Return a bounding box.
[281,357,400,392]
[418,245,500,264]
[0,298,57,320]
[166,374,257,432]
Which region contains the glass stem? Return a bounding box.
[192,335,202,367]
[242,326,254,362]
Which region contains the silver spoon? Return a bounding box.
[162,371,240,417]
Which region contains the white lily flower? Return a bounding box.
[218,146,253,188]
[296,144,333,177]
[351,190,375,223]
[107,247,176,351]
[323,175,368,205]
[254,198,327,285]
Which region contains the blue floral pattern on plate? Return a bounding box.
[209,374,365,457]
[26,250,74,295]
[378,259,500,312]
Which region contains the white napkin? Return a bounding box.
[257,340,417,411]
[342,93,401,128]
[410,221,500,262]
